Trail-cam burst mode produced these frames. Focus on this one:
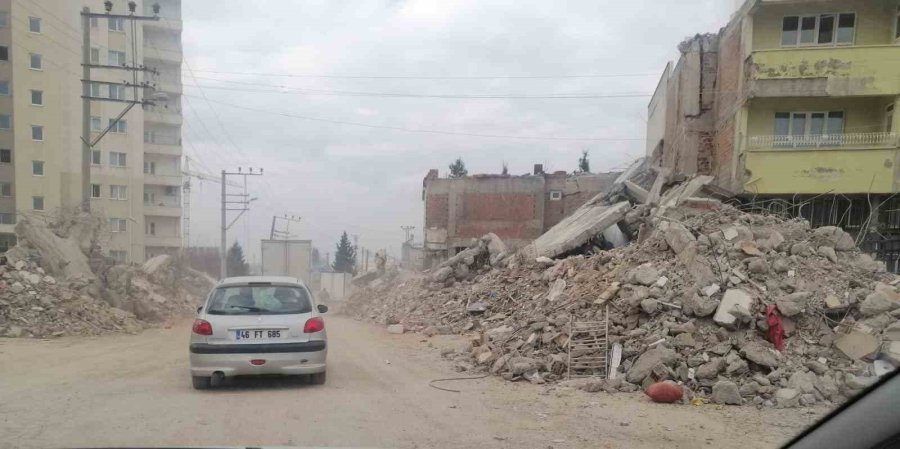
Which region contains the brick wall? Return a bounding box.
[425,193,448,228]
[461,192,536,222]
[713,19,744,192]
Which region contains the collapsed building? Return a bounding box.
[420,165,620,268]
[647,0,900,270]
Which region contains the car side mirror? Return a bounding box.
[317,304,328,314]
[196,306,203,313]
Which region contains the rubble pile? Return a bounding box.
[0,212,214,338]
[347,202,900,407]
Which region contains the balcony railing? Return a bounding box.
[748,132,898,150]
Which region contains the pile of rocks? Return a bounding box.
[428,233,510,286]
[0,212,214,338]
[346,203,900,408]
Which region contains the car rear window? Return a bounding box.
[206,285,312,315]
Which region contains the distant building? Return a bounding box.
[421,165,619,267]
[648,0,900,269]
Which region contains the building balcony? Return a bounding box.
[744,132,900,195]
[144,173,183,187]
[144,141,182,156]
[144,109,182,126]
[144,235,182,248]
[144,202,182,217]
[748,132,898,150]
[748,45,900,97]
[155,79,182,94]
[145,46,182,64]
[143,17,182,32]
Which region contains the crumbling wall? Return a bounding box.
[712,17,745,194]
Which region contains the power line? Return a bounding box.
[183,77,653,99]
[181,93,645,142]
[186,68,661,80]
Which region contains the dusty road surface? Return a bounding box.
[0,315,825,449]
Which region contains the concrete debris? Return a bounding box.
[344,178,897,408]
[387,324,405,334]
[0,212,213,339]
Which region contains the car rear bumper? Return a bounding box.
[189,341,326,377]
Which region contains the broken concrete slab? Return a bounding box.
[547,279,567,302]
[387,324,405,334]
[625,346,677,384]
[15,218,95,281]
[658,175,714,209]
[713,289,753,327]
[741,341,779,368]
[527,201,631,259]
[813,226,856,251]
[776,292,812,317]
[624,180,648,204]
[859,291,900,317]
[833,326,878,360]
[663,222,696,255]
[712,380,742,405]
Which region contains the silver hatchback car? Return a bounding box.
[189,276,328,389]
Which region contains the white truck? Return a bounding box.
[260,239,312,284]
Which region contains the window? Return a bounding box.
[30,90,43,106]
[781,14,855,46]
[32,196,43,211]
[90,47,100,64]
[143,161,156,174]
[108,17,125,31]
[0,115,9,130]
[0,46,8,61]
[91,184,101,198]
[109,119,127,133]
[773,111,845,147]
[144,192,155,204]
[29,53,41,70]
[0,213,15,225]
[31,125,43,141]
[549,190,563,201]
[0,182,10,197]
[108,84,125,100]
[90,82,101,97]
[32,160,44,175]
[90,116,102,132]
[0,81,8,95]
[0,233,16,252]
[109,185,128,200]
[0,12,8,28]
[109,218,127,232]
[896,6,900,40]
[28,17,41,33]
[91,150,101,165]
[147,221,156,235]
[108,50,125,66]
[109,152,127,167]
[109,250,127,263]
[0,149,10,163]
[165,186,178,196]
[144,130,155,143]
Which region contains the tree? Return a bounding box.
[501,162,509,175]
[332,231,356,273]
[226,241,249,277]
[577,150,591,174]
[448,157,468,178]
[311,248,322,268]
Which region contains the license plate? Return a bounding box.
[233,329,283,340]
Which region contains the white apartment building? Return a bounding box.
[0,0,183,263]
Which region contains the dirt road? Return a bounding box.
[0,315,824,448]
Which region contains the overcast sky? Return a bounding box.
[181,0,737,266]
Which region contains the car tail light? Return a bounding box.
[192,319,213,335]
[303,317,325,333]
[250,359,266,366]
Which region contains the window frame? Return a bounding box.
[549,190,563,201]
[0,114,10,130]
[91,149,101,165]
[781,13,856,47]
[31,125,43,141]
[90,82,101,97]
[31,160,44,176]
[887,103,895,134]
[0,80,8,96]
[109,250,127,263]
[32,196,44,211]
[0,12,8,28]
[29,53,42,70]
[0,46,8,62]
[108,84,125,100]
[109,185,128,201]
[30,89,43,106]
[28,16,41,33]
[90,47,100,64]
[0,149,11,164]
[0,182,11,197]
[895,5,900,41]
[109,151,127,167]
[91,183,101,199]
[90,116,102,132]
[108,17,125,32]
[109,118,127,133]
[108,50,126,66]
[109,217,127,232]
[0,213,15,225]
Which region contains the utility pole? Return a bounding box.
[220,167,264,279]
[270,214,302,239]
[80,2,160,211]
[401,225,415,242]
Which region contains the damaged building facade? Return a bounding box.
[421,166,618,267]
[648,0,900,270]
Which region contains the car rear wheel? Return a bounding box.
[192,375,211,390]
[310,371,326,385]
